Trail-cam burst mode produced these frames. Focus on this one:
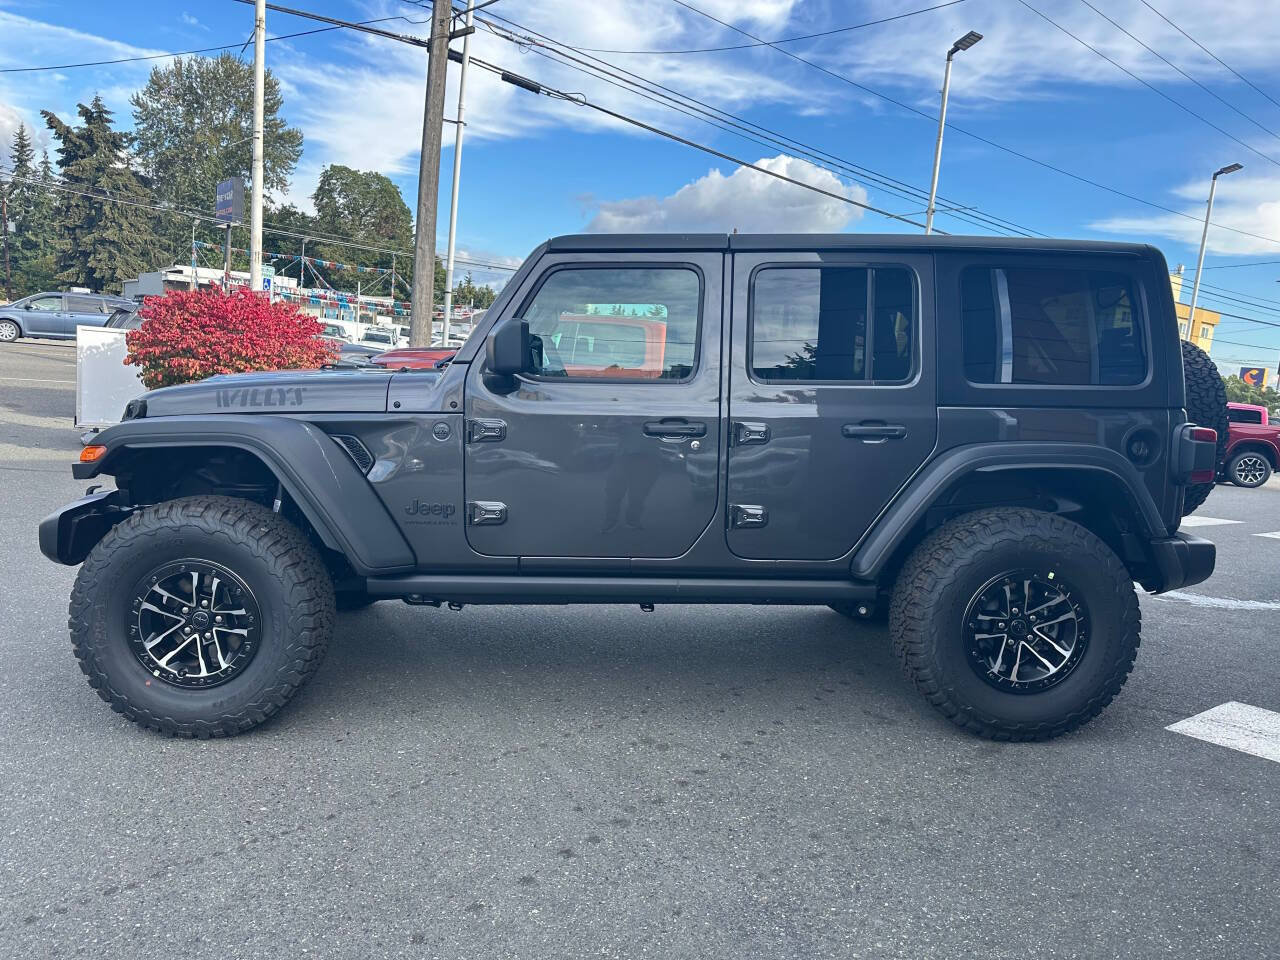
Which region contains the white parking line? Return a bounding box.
[0,376,75,384]
[1151,590,1280,610]
[1254,531,1280,540]
[1167,702,1280,764]
[1178,515,1244,527]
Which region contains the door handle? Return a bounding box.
[643,419,707,439]
[842,423,907,441]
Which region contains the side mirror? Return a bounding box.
[486,318,533,376]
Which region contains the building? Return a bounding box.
[1169,270,1219,353]
[121,265,300,300]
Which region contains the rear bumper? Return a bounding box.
[1145,532,1215,593]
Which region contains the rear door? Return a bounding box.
[464,254,723,560]
[726,250,937,560]
[67,295,112,334]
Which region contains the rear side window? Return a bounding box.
[68,296,108,314]
[1228,407,1264,424]
[750,266,915,382]
[960,265,1147,386]
[520,266,701,381]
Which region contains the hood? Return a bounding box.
[134,367,445,417]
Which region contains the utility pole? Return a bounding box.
[223,224,233,291]
[250,0,266,293]
[441,0,475,347]
[925,31,982,235]
[1187,163,1243,336]
[409,0,452,347]
[1,189,12,302]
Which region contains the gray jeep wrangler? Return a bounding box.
[40,235,1222,740]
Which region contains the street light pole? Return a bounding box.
[250,0,266,293]
[925,31,982,235]
[1187,163,1243,338]
[441,0,475,348]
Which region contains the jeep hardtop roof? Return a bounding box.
[545,233,1156,257]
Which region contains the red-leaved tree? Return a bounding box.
[125,287,338,389]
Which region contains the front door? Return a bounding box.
[726,250,937,560]
[23,294,66,337]
[464,254,723,559]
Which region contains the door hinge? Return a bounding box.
[733,421,770,446]
[730,504,768,528]
[466,418,507,443]
[467,500,508,525]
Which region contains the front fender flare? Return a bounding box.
[74,415,416,575]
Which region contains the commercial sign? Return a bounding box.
[1239,366,1269,388]
[214,178,244,224]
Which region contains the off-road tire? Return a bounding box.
[1180,339,1228,515]
[1227,450,1272,488]
[69,496,335,737]
[890,508,1140,741]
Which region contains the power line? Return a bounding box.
[1075,0,1280,144]
[669,0,1280,249]
[541,1,968,55]
[1203,259,1280,270]
[471,9,1037,238]
[0,15,427,73]
[1137,0,1280,114]
[1014,0,1280,169]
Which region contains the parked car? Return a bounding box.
[41,233,1222,741]
[1222,401,1279,487]
[105,308,144,331]
[0,292,135,342]
[320,323,351,341]
[367,346,456,369]
[358,327,406,350]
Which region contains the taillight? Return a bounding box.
[1190,427,1217,484]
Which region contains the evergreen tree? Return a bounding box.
[43,97,156,292]
[5,124,58,296]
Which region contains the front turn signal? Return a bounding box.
[79,444,108,463]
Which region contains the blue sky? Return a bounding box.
[4,0,1280,372]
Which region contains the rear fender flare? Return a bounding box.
[75,415,416,575]
[850,443,1168,581]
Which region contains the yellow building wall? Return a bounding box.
[1170,274,1219,352]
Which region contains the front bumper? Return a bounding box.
[1146,532,1215,593]
[38,489,130,565]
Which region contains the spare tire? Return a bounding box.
[1180,339,1228,516]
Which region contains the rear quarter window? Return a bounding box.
[960,265,1148,386]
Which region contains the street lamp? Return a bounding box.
[1186,163,1243,338]
[925,30,982,235]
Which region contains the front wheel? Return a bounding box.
[890,508,1140,741]
[69,496,335,737]
[0,319,20,343]
[1228,451,1272,488]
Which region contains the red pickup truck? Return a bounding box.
[1223,402,1280,487]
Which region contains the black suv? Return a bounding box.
[41,235,1221,740]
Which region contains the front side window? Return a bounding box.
[520,267,700,380]
[961,265,1147,386]
[750,266,915,382]
[27,295,62,312]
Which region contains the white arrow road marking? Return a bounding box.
[1178,516,1244,527]
[1167,702,1280,764]
[1150,591,1280,611]
[1253,531,1280,540]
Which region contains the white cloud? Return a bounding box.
[180,13,209,32]
[585,154,868,233]
[813,0,1280,110]
[1091,173,1280,255]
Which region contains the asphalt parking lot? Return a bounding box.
[1,340,1277,959]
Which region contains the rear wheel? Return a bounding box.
[890,508,1140,741]
[69,496,334,737]
[1228,450,1272,488]
[1180,339,1228,515]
